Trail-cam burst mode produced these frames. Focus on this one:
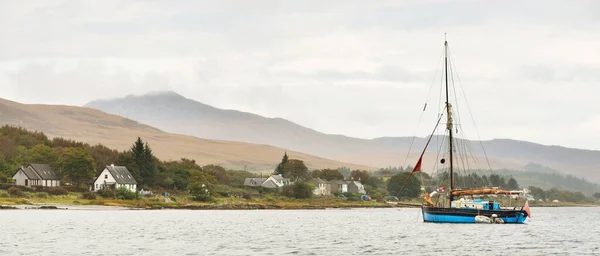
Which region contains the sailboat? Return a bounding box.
[400,37,531,224]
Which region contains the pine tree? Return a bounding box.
[142,142,157,187]
[507,177,520,190]
[130,137,145,187]
[274,151,288,175]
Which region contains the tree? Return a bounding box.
[507,177,519,190]
[281,159,309,180]
[274,152,289,175]
[128,137,157,188]
[188,182,212,201]
[387,172,422,198]
[282,181,314,199]
[311,169,344,181]
[338,167,351,179]
[203,164,229,184]
[61,147,96,186]
[349,170,383,187]
[142,142,157,187]
[189,169,218,185]
[155,167,190,190]
[87,144,121,175]
[0,153,10,182]
[28,144,60,165]
[528,186,546,201]
[129,137,145,185]
[489,174,507,188]
[593,192,600,201]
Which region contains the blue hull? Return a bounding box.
[422,206,528,224]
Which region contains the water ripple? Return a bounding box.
[0,207,599,255]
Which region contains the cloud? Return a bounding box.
[5,60,172,105]
[0,0,600,149]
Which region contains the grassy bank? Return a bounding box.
[0,190,402,210]
[2,190,598,210]
[528,200,600,207]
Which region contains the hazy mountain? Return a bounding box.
[85,91,600,183]
[0,97,372,172]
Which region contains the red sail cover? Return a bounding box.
[413,156,422,172]
[524,200,532,218]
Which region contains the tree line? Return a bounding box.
[0,125,256,200]
[2,125,597,203]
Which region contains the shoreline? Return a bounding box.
[2,201,597,210]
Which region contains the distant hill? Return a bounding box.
[85,91,600,183]
[0,97,372,172]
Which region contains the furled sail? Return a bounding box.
[450,188,522,197]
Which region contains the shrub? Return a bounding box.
[7,185,34,192]
[115,187,138,200]
[81,192,97,200]
[0,190,9,198]
[63,186,88,193]
[188,182,212,201]
[45,187,69,195]
[242,193,252,200]
[35,192,49,198]
[282,181,314,199]
[8,186,24,197]
[97,188,115,198]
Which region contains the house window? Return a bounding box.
[25,180,28,186]
[105,174,108,179]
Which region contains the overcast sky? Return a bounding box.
[1,0,599,150]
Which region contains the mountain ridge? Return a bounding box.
[88,91,594,150]
[84,90,600,183]
[0,97,373,172]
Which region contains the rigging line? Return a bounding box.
[432,129,449,187]
[447,46,493,172]
[461,128,483,175]
[435,50,445,179]
[430,129,447,188]
[396,108,446,198]
[450,72,474,183]
[446,55,469,189]
[401,49,445,169]
[453,116,483,180]
[448,48,481,189]
[448,51,469,174]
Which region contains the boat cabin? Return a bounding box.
[450,199,500,210]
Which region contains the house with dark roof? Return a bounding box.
[12,163,61,187]
[92,164,137,192]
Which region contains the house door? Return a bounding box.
[25,180,28,186]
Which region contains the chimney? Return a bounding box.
[111,163,114,167]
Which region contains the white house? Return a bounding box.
[312,178,331,196]
[244,174,291,189]
[92,164,137,192]
[12,163,61,187]
[347,181,366,195]
[328,180,348,194]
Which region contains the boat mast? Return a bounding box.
[444,36,455,198]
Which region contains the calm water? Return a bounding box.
[1,207,599,255]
